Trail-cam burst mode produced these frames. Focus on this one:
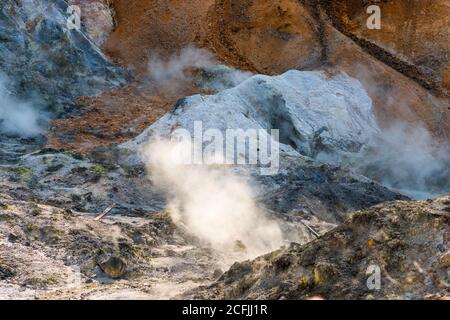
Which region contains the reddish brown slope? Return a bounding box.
[104,0,214,71]
[203,0,450,138]
[48,0,450,152]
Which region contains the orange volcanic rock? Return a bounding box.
[323,0,450,95]
[47,86,173,153]
[204,0,449,139]
[104,0,214,71]
[203,0,323,74]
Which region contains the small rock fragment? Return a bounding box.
[439,252,450,268]
[98,256,127,279]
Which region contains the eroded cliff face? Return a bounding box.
[322,0,450,139]
[323,0,450,95]
[204,0,324,73]
[104,0,214,71]
[41,0,447,152]
[80,0,450,141]
[201,0,450,139]
[194,196,450,300]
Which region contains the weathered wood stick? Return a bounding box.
[299,220,320,238]
[94,203,116,221]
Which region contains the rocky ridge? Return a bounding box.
[194,196,450,300]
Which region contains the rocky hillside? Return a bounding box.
[0,0,125,114]
[194,196,450,300]
[0,0,448,300]
[44,0,450,152]
[203,0,450,138]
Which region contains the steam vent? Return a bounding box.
[0,0,448,304]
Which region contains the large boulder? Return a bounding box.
[123,70,379,160]
[118,70,402,225]
[324,0,450,95]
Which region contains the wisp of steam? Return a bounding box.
[147,46,252,95]
[141,138,284,264]
[354,122,450,200]
[0,74,42,137]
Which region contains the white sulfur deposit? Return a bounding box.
[125,70,378,160]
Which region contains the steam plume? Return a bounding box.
[147,46,252,95]
[141,138,284,264]
[355,122,450,199]
[0,75,43,137]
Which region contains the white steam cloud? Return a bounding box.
[354,122,450,199]
[148,47,215,88]
[0,75,42,137]
[141,138,284,264]
[147,46,252,95]
[341,64,449,199]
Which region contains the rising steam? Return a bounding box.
[141,138,284,263]
[354,122,450,199]
[147,46,252,95]
[0,74,43,137]
[147,46,216,95]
